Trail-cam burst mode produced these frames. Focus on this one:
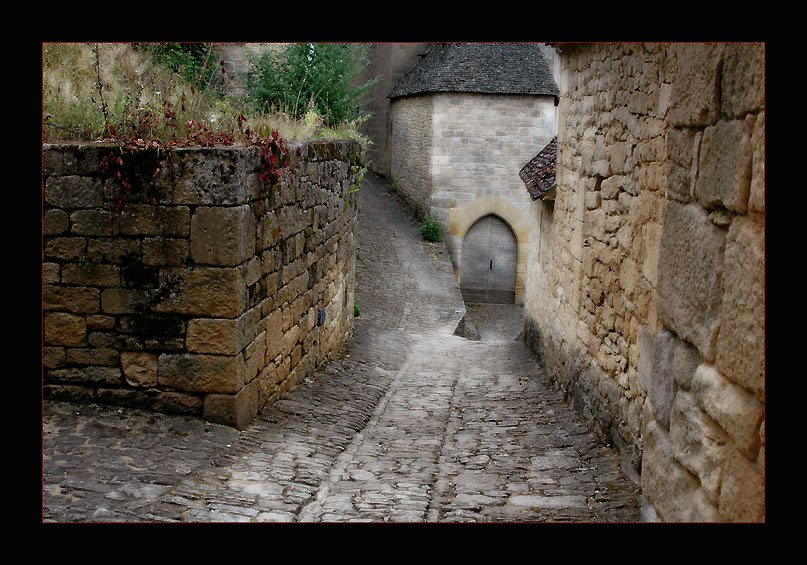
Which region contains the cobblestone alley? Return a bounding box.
[42,171,641,523]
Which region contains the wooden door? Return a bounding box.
[460,215,517,304]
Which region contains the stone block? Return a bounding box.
[142,237,189,267]
[191,205,255,266]
[695,119,752,214]
[87,238,141,264]
[44,347,66,369]
[245,331,266,383]
[44,209,69,235]
[641,420,721,522]
[43,383,95,403]
[721,43,765,119]
[635,136,664,164]
[672,337,701,390]
[599,176,622,200]
[101,288,150,315]
[185,318,233,355]
[203,366,273,429]
[42,145,65,175]
[245,256,262,287]
[283,324,301,358]
[120,351,159,387]
[203,392,247,429]
[151,267,246,319]
[265,308,283,362]
[670,389,729,504]
[584,208,606,240]
[715,218,765,401]
[658,201,726,360]
[664,128,697,203]
[62,263,120,288]
[641,221,662,288]
[585,191,601,210]
[161,206,192,237]
[691,363,764,458]
[237,308,261,351]
[44,312,86,346]
[44,285,99,314]
[44,175,104,209]
[649,327,677,429]
[44,237,87,262]
[86,315,115,331]
[47,366,122,386]
[749,111,765,217]
[158,352,243,394]
[70,209,118,236]
[168,147,251,205]
[66,348,119,366]
[119,205,191,237]
[718,449,765,522]
[669,43,724,127]
[48,365,121,386]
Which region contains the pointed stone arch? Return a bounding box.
[445,196,530,304]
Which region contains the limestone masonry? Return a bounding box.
[522,43,764,521]
[386,44,559,305]
[43,140,361,429]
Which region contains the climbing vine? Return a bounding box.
[237,114,300,241]
[97,109,298,234]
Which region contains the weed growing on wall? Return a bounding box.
[240,117,300,240]
[420,216,444,242]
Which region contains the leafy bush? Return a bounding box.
[137,43,220,87]
[246,43,378,129]
[420,216,444,242]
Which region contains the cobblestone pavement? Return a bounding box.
[42,172,641,523]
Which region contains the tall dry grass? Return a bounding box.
[42,42,370,149]
[43,43,220,142]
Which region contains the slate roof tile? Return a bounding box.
[520,136,557,200]
[389,43,559,99]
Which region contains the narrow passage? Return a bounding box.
[42,171,640,523]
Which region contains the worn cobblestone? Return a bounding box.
[42,171,640,523]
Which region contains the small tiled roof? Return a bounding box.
[520,136,557,200]
[389,43,559,99]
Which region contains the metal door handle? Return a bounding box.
[490,259,493,269]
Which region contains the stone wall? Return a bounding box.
[522,43,765,521]
[389,93,435,214]
[43,140,361,429]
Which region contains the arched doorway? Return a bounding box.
[460,214,518,304]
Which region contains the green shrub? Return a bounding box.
[246,43,378,128]
[138,43,220,88]
[354,302,361,317]
[420,216,443,242]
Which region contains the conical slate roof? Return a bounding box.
[389,42,559,99]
